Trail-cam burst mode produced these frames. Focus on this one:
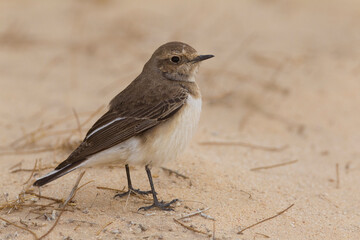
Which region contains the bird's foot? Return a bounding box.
[114,187,152,198]
[138,198,179,211]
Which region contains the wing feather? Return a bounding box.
[56,88,188,170]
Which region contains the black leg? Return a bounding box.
[114,164,152,198]
[125,164,133,189]
[138,165,178,211]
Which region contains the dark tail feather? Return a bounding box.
[33,162,81,187]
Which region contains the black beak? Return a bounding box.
[191,54,214,63]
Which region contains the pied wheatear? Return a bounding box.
[34,41,214,210]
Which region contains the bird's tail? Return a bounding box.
[33,162,82,187]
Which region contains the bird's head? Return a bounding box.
[145,41,214,82]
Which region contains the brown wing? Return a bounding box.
[56,89,188,170]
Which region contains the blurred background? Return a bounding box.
[0,0,359,239]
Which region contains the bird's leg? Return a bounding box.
[138,165,178,211]
[114,164,152,198]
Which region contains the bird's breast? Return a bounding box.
[141,94,202,166]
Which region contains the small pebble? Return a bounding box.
[111,229,121,234]
[145,213,156,217]
[139,224,148,232]
[51,210,57,220]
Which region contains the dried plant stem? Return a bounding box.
[38,171,86,240]
[96,186,126,193]
[199,141,288,152]
[17,203,57,208]
[12,166,54,173]
[7,105,104,150]
[77,180,94,192]
[178,208,210,220]
[250,160,298,171]
[0,148,56,156]
[61,171,86,208]
[72,108,82,136]
[38,208,66,239]
[0,216,39,240]
[161,167,189,179]
[9,116,69,148]
[254,232,270,239]
[200,212,215,220]
[336,163,340,188]
[24,191,63,203]
[80,105,105,127]
[212,220,216,240]
[23,159,38,185]
[9,162,22,170]
[96,221,113,236]
[173,218,211,237]
[237,203,294,234]
[239,190,252,199]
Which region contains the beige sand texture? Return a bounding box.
[1,0,360,239]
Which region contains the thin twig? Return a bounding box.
[318,194,339,208]
[199,141,288,152]
[250,160,298,171]
[9,162,22,170]
[96,186,126,193]
[0,148,56,156]
[38,171,86,240]
[238,110,254,131]
[9,117,65,148]
[239,190,253,199]
[80,105,105,127]
[72,108,82,136]
[212,220,216,240]
[254,232,270,239]
[24,191,63,203]
[38,207,65,239]
[3,192,9,203]
[161,167,189,179]
[178,208,210,220]
[123,190,132,210]
[13,203,57,208]
[8,105,104,150]
[173,218,211,237]
[237,203,294,234]
[77,180,94,192]
[336,163,340,189]
[0,216,39,240]
[96,221,113,236]
[200,212,215,220]
[23,159,38,185]
[61,171,86,208]
[19,219,29,228]
[96,186,149,201]
[1,106,105,157]
[12,166,54,173]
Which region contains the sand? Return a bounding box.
[0,0,359,239]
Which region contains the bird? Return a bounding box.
[33,41,214,211]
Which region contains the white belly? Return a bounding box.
[141,95,202,166]
[82,95,202,167]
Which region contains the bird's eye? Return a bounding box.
[170,56,180,63]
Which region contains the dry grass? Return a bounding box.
[238,204,295,235]
[2,106,105,156]
[0,171,87,240]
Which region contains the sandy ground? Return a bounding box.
[1,0,360,239]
